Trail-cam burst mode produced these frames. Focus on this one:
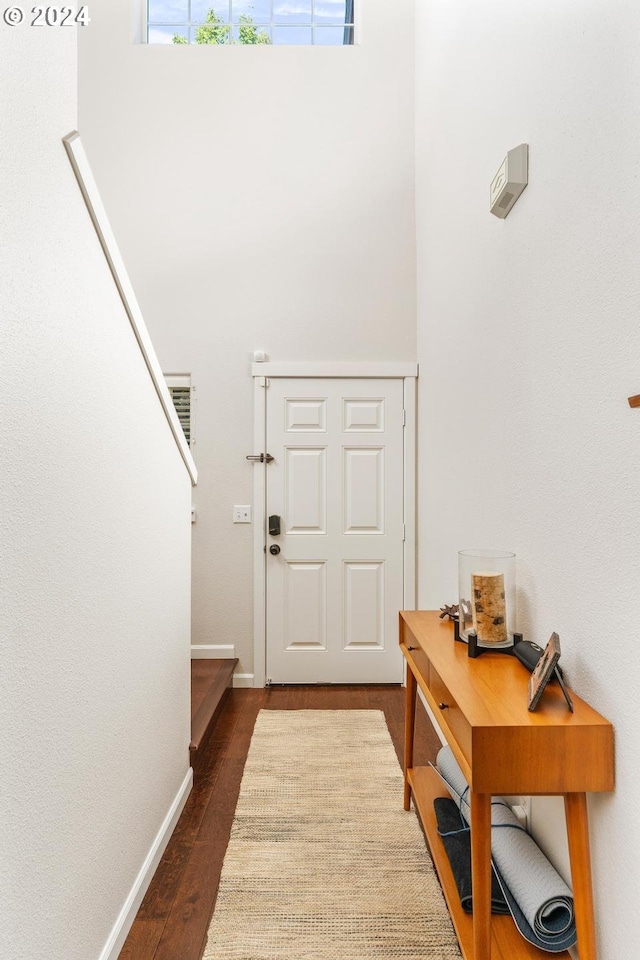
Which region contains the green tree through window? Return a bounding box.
[173,8,270,45]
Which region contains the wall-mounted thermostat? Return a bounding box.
[490,143,528,219]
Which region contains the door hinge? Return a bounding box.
[259,377,270,388]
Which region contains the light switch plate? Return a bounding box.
[233,505,252,523]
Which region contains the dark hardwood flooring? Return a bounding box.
[118,685,442,960]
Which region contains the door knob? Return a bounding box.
[269,544,281,556]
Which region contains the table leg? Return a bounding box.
[565,792,597,960]
[470,791,492,960]
[403,665,417,810]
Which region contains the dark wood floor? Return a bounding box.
[118,685,442,960]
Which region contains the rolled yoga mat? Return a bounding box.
[436,746,577,953]
[434,797,510,915]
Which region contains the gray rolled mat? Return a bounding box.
[436,746,576,953]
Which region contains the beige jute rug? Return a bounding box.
[203,709,461,960]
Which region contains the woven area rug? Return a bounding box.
[203,709,461,960]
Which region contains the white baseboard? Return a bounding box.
[191,644,236,659]
[98,767,193,960]
[233,673,254,688]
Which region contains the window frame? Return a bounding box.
[143,0,359,46]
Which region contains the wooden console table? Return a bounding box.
[400,610,614,960]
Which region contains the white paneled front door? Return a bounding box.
[265,378,405,683]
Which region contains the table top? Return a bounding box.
[400,611,614,795]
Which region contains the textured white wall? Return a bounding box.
[415,1,640,955]
[78,0,416,676]
[0,25,192,960]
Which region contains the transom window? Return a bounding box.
[147,1,355,45]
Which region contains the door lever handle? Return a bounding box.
[246,453,274,463]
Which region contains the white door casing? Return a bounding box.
[254,373,413,684]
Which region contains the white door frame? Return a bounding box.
[251,361,418,688]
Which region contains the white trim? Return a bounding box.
[98,767,193,960]
[233,673,255,688]
[135,0,146,43]
[251,361,418,379]
[352,0,362,45]
[165,374,191,390]
[252,377,267,688]
[403,377,417,610]
[190,644,236,659]
[62,132,197,487]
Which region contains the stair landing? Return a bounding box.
[190,658,237,772]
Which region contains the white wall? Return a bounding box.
[1,25,192,960]
[415,1,640,956]
[78,0,416,677]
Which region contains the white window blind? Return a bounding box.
[165,374,195,447]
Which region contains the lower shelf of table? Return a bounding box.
[407,765,571,960]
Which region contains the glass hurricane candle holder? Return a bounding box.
[458,549,516,648]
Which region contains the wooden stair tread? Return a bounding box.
[190,659,237,760]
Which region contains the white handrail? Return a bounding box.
[63,131,197,486]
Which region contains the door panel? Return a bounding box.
[285,398,327,431]
[266,378,404,683]
[343,561,384,650]
[284,561,326,650]
[343,397,385,432]
[343,447,384,533]
[285,447,326,533]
